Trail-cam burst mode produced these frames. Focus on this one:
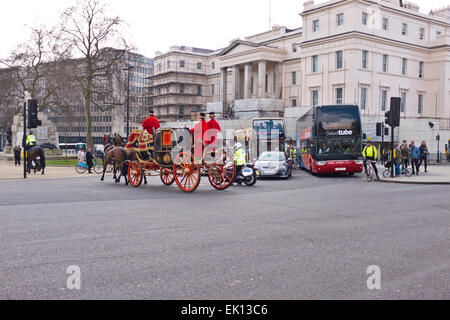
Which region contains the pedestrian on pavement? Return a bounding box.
[13,145,21,166]
[86,148,94,174]
[419,141,429,173]
[394,144,402,177]
[409,141,420,175]
[401,140,409,170]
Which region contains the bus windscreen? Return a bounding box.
[253,119,284,138]
[315,106,361,137]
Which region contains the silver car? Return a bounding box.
[254,151,293,179]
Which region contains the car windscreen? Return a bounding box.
[258,152,285,161]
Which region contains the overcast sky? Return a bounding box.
[0,0,448,59]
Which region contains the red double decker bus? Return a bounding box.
[298,105,364,175]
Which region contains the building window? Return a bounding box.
[212,62,215,70]
[180,84,185,93]
[381,89,387,111]
[336,88,343,104]
[292,43,297,52]
[419,27,425,40]
[382,54,388,72]
[312,55,318,73]
[211,84,215,96]
[265,74,268,93]
[383,18,388,30]
[313,19,319,32]
[360,87,367,110]
[312,90,319,106]
[418,94,423,114]
[180,60,185,68]
[292,71,297,85]
[402,58,407,75]
[197,62,202,70]
[251,77,254,94]
[179,106,184,116]
[158,63,161,72]
[336,51,343,70]
[362,50,368,69]
[292,99,297,107]
[197,85,202,95]
[337,13,344,26]
[362,12,368,25]
[419,61,424,78]
[402,23,407,36]
[400,91,406,113]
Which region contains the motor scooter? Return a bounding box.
[234,163,258,186]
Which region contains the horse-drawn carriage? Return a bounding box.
[125,128,235,193]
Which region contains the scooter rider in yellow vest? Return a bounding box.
[26,131,36,151]
[362,137,380,180]
[233,142,246,184]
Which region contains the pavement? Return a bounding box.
[0,160,92,181]
[0,169,449,300]
[379,163,450,184]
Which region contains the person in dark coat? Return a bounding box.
[13,145,21,166]
[86,148,94,174]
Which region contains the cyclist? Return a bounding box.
[362,137,380,180]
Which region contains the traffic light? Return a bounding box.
[27,99,41,128]
[390,97,401,127]
[385,110,392,127]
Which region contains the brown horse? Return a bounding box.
[100,133,147,185]
[26,146,46,175]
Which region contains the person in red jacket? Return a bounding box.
[141,110,160,160]
[190,112,209,159]
[142,110,160,135]
[206,112,221,145]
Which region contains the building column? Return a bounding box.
[220,67,228,108]
[258,61,266,98]
[232,65,241,101]
[275,62,282,100]
[244,63,253,99]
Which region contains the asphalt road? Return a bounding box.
[0,169,449,300]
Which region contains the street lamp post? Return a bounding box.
[436,133,440,163]
[123,65,135,138]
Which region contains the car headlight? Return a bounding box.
[317,161,326,166]
[355,160,364,165]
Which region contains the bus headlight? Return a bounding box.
[317,161,326,166]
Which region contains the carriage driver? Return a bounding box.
[142,110,160,135]
[141,110,160,159]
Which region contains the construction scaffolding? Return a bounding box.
[150,47,220,121]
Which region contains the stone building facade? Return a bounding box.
[151,0,450,153]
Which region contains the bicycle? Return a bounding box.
[365,160,376,182]
[75,158,103,174]
[383,165,412,178]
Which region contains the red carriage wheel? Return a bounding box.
[160,168,175,186]
[127,161,143,188]
[173,152,201,193]
[207,151,235,190]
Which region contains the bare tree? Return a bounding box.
[0,68,19,131]
[0,26,70,112]
[60,0,130,148]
